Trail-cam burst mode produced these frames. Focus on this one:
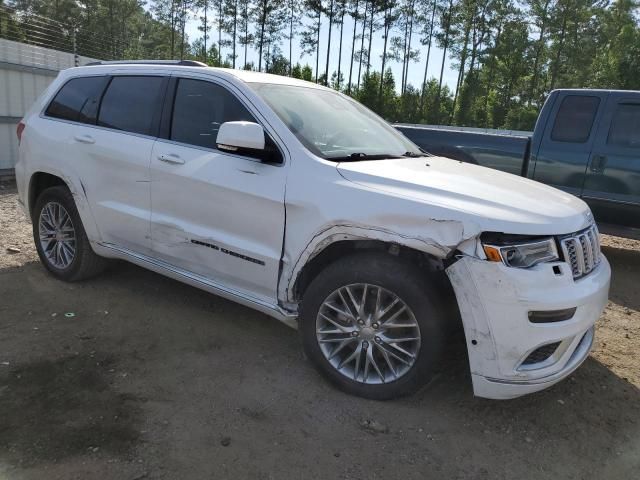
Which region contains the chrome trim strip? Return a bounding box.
[560,224,601,279]
[38,114,160,142]
[98,242,298,328]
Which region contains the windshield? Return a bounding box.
[249,83,423,161]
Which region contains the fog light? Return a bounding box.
[528,308,577,323]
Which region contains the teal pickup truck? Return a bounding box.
[396,89,640,239]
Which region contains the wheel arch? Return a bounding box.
[284,222,472,307]
[28,171,68,219]
[291,239,452,300]
[28,170,101,242]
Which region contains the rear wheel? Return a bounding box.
[300,252,447,400]
[33,186,107,281]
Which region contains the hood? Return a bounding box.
[337,156,593,236]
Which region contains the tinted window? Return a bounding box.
[608,104,640,148]
[171,79,256,149]
[98,76,164,136]
[551,95,600,143]
[45,76,109,124]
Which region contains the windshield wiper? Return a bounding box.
[402,151,424,157]
[330,152,404,162]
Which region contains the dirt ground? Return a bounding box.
[0,181,638,480]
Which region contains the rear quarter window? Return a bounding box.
[45,76,109,124]
[607,103,640,148]
[550,95,600,143]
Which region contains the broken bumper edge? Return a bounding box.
[471,326,595,400]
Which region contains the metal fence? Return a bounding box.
[0,4,126,63]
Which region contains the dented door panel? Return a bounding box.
[150,141,286,302]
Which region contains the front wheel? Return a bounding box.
[300,252,448,400]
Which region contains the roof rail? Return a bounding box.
[84,60,208,67]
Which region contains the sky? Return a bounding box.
[184,12,459,93]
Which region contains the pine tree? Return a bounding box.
[300,0,325,82]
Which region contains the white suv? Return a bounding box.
[15,61,610,400]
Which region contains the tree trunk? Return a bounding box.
[400,7,409,94]
[435,0,453,123]
[204,0,208,63]
[289,2,294,74]
[218,0,223,64]
[337,9,345,89]
[232,0,237,67]
[378,5,391,99]
[403,2,415,94]
[258,1,266,71]
[366,0,374,76]
[244,1,249,68]
[450,15,472,123]
[347,0,360,94]
[483,24,501,127]
[529,0,550,106]
[170,0,176,58]
[419,0,437,109]
[180,0,187,60]
[325,0,335,84]
[357,0,368,89]
[315,10,321,82]
[550,7,567,90]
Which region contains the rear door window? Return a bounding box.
[97,76,165,136]
[45,76,109,124]
[550,95,600,143]
[607,103,640,148]
[170,78,256,149]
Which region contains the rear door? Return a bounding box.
[532,92,607,197]
[149,75,287,302]
[43,73,166,255]
[582,94,640,230]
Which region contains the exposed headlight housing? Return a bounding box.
[482,238,559,268]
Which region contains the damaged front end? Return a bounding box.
[446,232,610,399]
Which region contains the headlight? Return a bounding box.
[482,238,559,268]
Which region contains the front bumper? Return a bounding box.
[446,254,610,400]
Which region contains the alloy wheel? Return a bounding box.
[316,283,421,384]
[38,201,76,269]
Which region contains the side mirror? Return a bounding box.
[216,121,265,152]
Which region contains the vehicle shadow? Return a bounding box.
[601,244,640,311]
[407,338,640,478]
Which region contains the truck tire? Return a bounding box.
[33,185,108,281]
[300,251,447,400]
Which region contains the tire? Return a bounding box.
[300,251,448,400]
[33,185,108,281]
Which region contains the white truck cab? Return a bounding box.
[15,61,610,400]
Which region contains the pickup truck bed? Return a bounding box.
[395,124,531,177]
[395,89,640,240]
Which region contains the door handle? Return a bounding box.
[590,155,607,173]
[158,153,185,165]
[74,134,95,144]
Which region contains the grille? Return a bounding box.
[559,224,601,279]
[522,342,561,365]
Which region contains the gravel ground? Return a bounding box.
[0,181,638,480]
